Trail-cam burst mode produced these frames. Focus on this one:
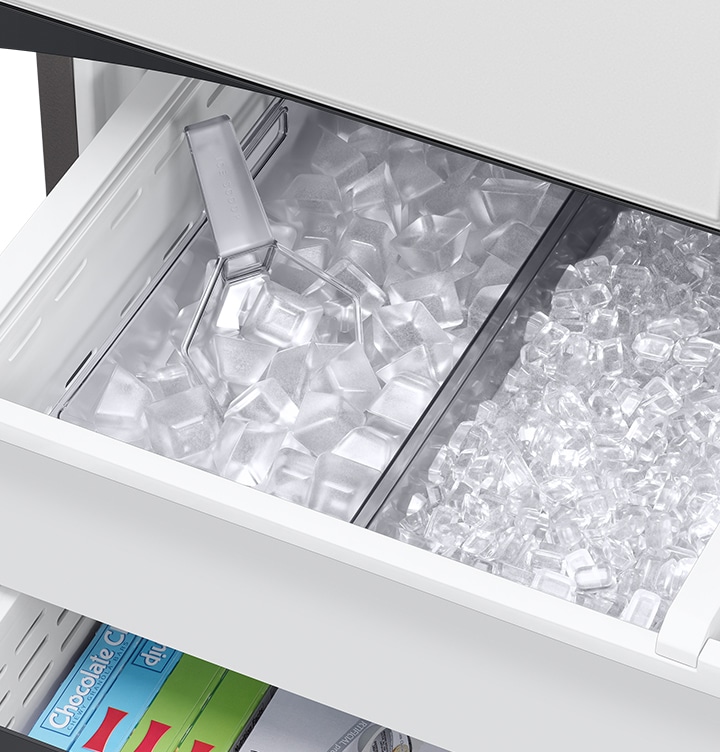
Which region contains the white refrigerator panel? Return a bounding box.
[6,0,720,227]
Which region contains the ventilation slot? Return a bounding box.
[23,661,52,708]
[54,258,88,303]
[56,609,68,626]
[8,317,41,363]
[19,636,47,682]
[110,188,143,230]
[154,133,185,175]
[61,615,84,652]
[0,691,8,711]
[206,85,225,108]
[0,664,6,680]
[15,610,43,654]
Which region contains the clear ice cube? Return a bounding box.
[372,302,451,361]
[264,447,316,504]
[140,361,195,401]
[311,131,367,190]
[307,452,380,521]
[346,163,403,232]
[284,174,343,216]
[146,385,220,460]
[480,178,549,225]
[293,392,365,455]
[242,281,323,348]
[480,221,539,268]
[387,272,463,329]
[94,364,153,442]
[390,154,443,204]
[392,215,471,273]
[266,345,311,404]
[212,334,277,390]
[225,378,298,426]
[309,342,380,409]
[334,215,394,284]
[366,373,437,431]
[333,425,399,471]
[620,589,662,628]
[213,417,288,486]
[531,570,575,601]
[214,276,265,330]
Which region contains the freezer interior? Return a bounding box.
[0,584,446,751]
[368,194,720,631]
[12,66,571,524]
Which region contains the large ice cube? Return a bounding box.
[264,447,316,504]
[268,241,330,294]
[387,272,463,329]
[481,221,539,268]
[225,378,298,426]
[311,131,367,190]
[140,360,194,401]
[390,154,443,204]
[372,302,451,361]
[213,417,287,486]
[284,174,343,216]
[376,344,451,385]
[392,215,471,273]
[305,257,387,325]
[266,345,311,404]
[480,178,549,225]
[93,364,153,442]
[422,178,491,227]
[334,215,394,284]
[347,125,390,170]
[308,342,380,409]
[366,373,437,431]
[467,285,508,329]
[307,453,380,521]
[212,334,277,390]
[146,385,220,460]
[242,281,324,348]
[293,392,365,455]
[346,163,403,232]
[333,426,400,471]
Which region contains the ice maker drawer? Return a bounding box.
[2,55,720,752]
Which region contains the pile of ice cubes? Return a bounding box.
[61,112,565,522]
[376,209,720,628]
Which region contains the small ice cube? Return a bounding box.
[293,392,365,455]
[212,334,277,390]
[213,417,287,486]
[531,569,575,601]
[392,215,471,273]
[366,373,437,431]
[146,385,220,460]
[242,281,323,348]
[347,125,390,170]
[140,361,194,400]
[388,272,463,329]
[632,332,673,362]
[264,447,316,504]
[225,378,298,426]
[620,589,662,628]
[307,452,380,521]
[346,163,403,232]
[574,565,615,591]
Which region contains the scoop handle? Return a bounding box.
[185,115,274,258]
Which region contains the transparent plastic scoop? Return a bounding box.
[180,115,363,360]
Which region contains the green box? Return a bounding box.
[177,672,270,752]
[119,655,225,752]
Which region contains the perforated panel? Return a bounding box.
[0,586,94,734]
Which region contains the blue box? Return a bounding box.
[69,639,181,752]
[29,625,139,749]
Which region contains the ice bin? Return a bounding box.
[0,29,719,752]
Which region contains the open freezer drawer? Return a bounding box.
[1,46,720,752]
